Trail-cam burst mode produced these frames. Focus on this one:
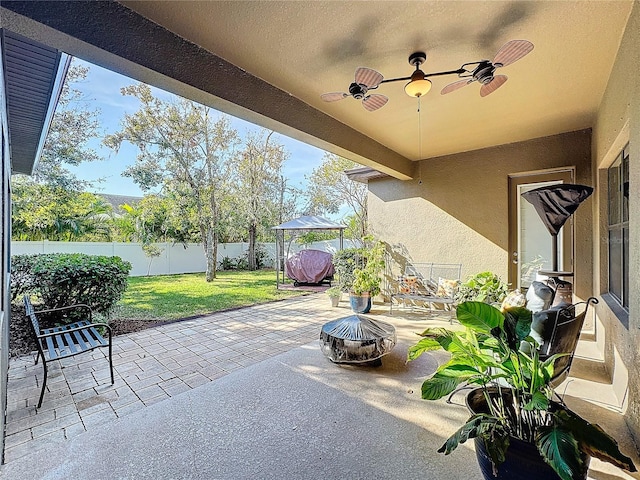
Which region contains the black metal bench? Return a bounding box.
[23,295,114,408]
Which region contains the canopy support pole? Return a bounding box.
[551,233,558,272]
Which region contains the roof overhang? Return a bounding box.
[1,29,70,175]
[344,166,390,184]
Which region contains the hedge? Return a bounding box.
[10,253,132,318]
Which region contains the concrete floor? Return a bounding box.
[2,294,639,479]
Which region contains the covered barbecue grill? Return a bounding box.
[285,249,334,285]
[272,215,346,289]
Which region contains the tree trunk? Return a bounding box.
[204,227,216,282]
[248,222,257,270]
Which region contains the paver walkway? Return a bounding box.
[4,293,354,463]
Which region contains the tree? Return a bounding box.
[104,83,239,281]
[118,194,198,245]
[11,177,113,241]
[233,130,287,270]
[32,61,103,190]
[305,153,368,239]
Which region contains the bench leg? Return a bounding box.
[108,332,114,385]
[37,361,48,409]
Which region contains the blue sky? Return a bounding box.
[67,58,328,198]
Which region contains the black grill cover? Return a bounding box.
[521,184,593,235]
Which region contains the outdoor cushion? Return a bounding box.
[525,281,554,313]
[437,277,459,298]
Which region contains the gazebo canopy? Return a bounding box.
[272,215,346,289]
[273,215,346,231]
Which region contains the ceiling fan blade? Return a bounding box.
[362,94,388,112]
[492,40,534,67]
[321,92,349,102]
[480,75,508,97]
[355,67,384,89]
[440,79,473,95]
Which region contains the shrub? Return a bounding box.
[11,253,132,318]
[9,254,38,302]
[219,256,236,270]
[332,248,366,292]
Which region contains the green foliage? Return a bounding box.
[11,179,114,241]
[296,231,338,245]
[332,248,365,292]
[333,237,385,294]
[305,153,368,238]
[32,61,103,190]
[9,255,37,303]
[219,256,236,271]
[350,238,385,295]
[326,286,342,298]
[104,83,240,281]
[408,301,636,479]
[12,254,132,318]
[455,271,510,304]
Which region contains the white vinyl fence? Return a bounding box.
[11,239,356,277]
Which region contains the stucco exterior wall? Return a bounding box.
[369,129,592,298]
[592,1,640,441]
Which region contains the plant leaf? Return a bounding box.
[436,361,481,378]
[477,420,511,473]
[421,372,466,400]
[524,391,549,411]
[407,337,443,361]
[536,426,585,480]
[438,414,490,455]
[555,409,637,472]
[456,301,504,333]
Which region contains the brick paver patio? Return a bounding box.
[5,293,360,463]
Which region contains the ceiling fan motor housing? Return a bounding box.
[349,82,367,99]
[473,62,496,84]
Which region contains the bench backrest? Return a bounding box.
[404,263,462,283]
[23,295,40,334]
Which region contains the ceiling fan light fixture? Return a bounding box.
[404,69,432,97]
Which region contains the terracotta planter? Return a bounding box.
[349,292,372,313]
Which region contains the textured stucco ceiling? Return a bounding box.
[1,1,633,179]
[122,0,633,164]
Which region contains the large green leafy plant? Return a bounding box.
[408,302,636,480]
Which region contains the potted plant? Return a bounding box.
[407,301,636,480]
[349,238,385,314]
[455,271,510,305]
[326,286,342,307]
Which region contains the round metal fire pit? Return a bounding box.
[319,315,396,365]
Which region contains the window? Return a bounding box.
[607,144,629,311]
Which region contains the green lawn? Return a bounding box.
[111,270,306,321]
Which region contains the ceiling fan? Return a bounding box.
[320,40,534,111]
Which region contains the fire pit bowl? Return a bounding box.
[319,315,396,366]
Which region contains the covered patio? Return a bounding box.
[2,1,640,478]
[3,294,638,479]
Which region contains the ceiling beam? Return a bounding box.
[0,1,416,180]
